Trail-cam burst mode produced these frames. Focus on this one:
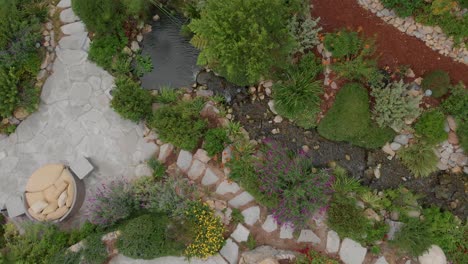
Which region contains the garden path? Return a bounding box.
[311,0,468,84]
[0,1,157,220]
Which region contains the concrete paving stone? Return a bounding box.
[220,238,239,264]
[279,223,294,239]
[68,64,87,81]
[216,180,240,195]
[60,8,80,23]
[61,21,85,35]
[57,0,71,8]
[177,150,193,172]
[187,159,206,180]
[339,238,367,264]
[297,229,321,244]
[158,143,174,163]
[110,254,228,264]
[231,224,250,243]
[242,206,260,226]
[326,230,340,254]
[202,167,219,186]
[59,33,88,50]
[228,191,254,208]
[56,47,87,66]
[261,214,278,233]
[70,82,92,105]
[374,256,389,264]
[194,148,211,163]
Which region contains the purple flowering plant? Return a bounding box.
[256,139,335,227]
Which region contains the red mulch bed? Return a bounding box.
[311,0,468,85]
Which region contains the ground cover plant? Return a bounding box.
[414,109,447,145]
[318,83,394,149]
[441,83,468,150]
[421,70,450,98]
[203,127,229,156]
[111,76,153,122]
[398,142,439,177]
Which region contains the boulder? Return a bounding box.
[418,245,446,264]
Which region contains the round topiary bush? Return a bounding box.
[421,70,450,98]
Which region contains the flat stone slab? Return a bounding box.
[261,215,278,233]
[339,238,367,264]
[59,33,88,50]
[5,195,25,218]
[202,168,219,186]
[70,156,94,179]
[279,223,294,239]
[228,191,254,208]
[110,254,227,264]
[220,238,239,264]
[231,224,250,243]
[176,150,193,172]
[297,229,321,244]
[187,159,206,180]
[374,256,389,264]
[60,8,80,24]
[158,143,174,163]
[61,21,86,35]
[326,230,340,254]
[242,206,260,226]
[57,0,71,8]
[216,180,240,195]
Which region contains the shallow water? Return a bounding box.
[140,13,200,90]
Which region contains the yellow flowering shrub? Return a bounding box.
[184,201,225,258]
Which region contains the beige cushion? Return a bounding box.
[43,185,58,203]
[30,200,48,214]
[28,208,46,221]
[46,206,69,221]
[60,169,74,184]
[54,179,68,194]
[25,192,45,207]
[66,184,74,207]
[26,164,65,192]
[58,191,67,208]
[42,200,58,215]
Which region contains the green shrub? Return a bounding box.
[398,142,438,177]
[111,53,132,75]
[188,0,296,85]
[204,128,229,156]
[318,83,394,149]
[381,0,425,17]
[72,0,125,35]
[324,30,364,59]
[0,67,19,118]
[415,109,447,145]
[371,80,422,131]
[111,76,153,122]
[392,217,433,257]
[149,100,207,150]
[117,214,185,259]
[122,0,150,17]
[421,70,450,98]
[50,250,81,264]
[67,221,101,245]
[230,208,244,225]
[134,54,153,77]
[82,234,108,264]
[457,120,468,151]
[273,53,323,128]
[288,15,321,54]
[155,86,179,104]
[441,82,467,121]
[147,157,166,180]
[295,249,340,264]
[88,33,128,71]
[459,0,468,8]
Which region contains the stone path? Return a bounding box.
[0,0,157,219]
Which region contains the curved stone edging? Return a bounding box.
[357,0,468,65]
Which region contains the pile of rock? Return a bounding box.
[435,116,467,173]
[357,0,468,65]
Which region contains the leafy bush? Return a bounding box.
[324,30,364,59]
[392,217,433,256]
[421,70,450,98]
[188,0,296,85]
[457,120,468,151]
[134,54,153,77]
[50,250,81,264]
[318,83,394,149]
[414,109,447,145]
[72,0,125,35]
[155,86,179,104]
[381,0,425,17]
[117,214,185,259]
[256,140,334,227]
[149,99,207,150]
[88,33,128,71]
[371,80,422,131]
[86,180,136,227]
[295,248,340,264]
[441,82,468,121]
[110,76,153,122]
[273,53,323,128]
[121,0,150,17]
[184,201,225,258]
[82,233,108,264]
[147,157,166,180]
[288,15,321,54]
[0,67,19,118]
[398,142,438,177]
[204,128,229,156]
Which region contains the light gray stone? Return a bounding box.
[202,168,219,186]
[261,215,278,233]
[228,192,254,208]
[110,254,228,264]
[374,256,389,264]
[158,143,174,163]
[60,8,79,23]
[326,230,340,254]
[59,33,88,50]
[394,135,409,145]
[187,159,206,180]
[130,41,140,52]
[231,224,250,243]
[242,206,260,226]
[220,239,239,264]
[216,180,240,195]
[61,21,86,35]
[69,82,92,105]
[418,245,446,264]
[339,238,367,264]
[177,150,193,172]
[135,163,152,177]
[297,229,321,244]
[194,149,211,163]
[56,47,87,65]
[279,223,294,239]
[390,142,402,151]
[57,0,71,8]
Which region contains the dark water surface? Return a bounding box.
[140,13,200,90]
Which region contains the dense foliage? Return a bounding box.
[421,70,450,98]
[110,76,153,122]
[441,83,468,150]
[81,233,108,264]
[392,216,433,256]
[203,128,229,156]
[273,53,323,128]
[188,0,296,85]
[371,80,422,131]
[72,0,125,35]
[88,32,128,71]
[414,109,447,145]
[381,0,425,17]
[288,15,322,54]
[398,142,438,177]
[318,83,394,149]
[295,249,340,264]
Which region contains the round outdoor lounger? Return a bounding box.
[22,164,80,222]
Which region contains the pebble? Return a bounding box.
[273,116,283,123]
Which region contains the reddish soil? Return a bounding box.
[311,0,468,85]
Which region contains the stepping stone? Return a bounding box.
[60,8,79,24]
[297,229,321,244]
[158,143,174,163]
[216,180,240,195]
[279,223,294,239]
[194,149,211,163]
[326,230,340,254]
[57,0,71,8]
[339,238,367,264]
[177,150,193,172]
[418,245,446,264]
[202,168,219,186]
[187,159,206,180]
[241,206,260,226]
[61,21,86,35]
[374,256,389,264]
[231,224,250,243]
[261,215,278,233]
[228,192,254,208]
[220,238,239,264]
[56,48,87,66]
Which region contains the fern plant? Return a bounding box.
[371,80,422,132]
[398,142,438,177]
